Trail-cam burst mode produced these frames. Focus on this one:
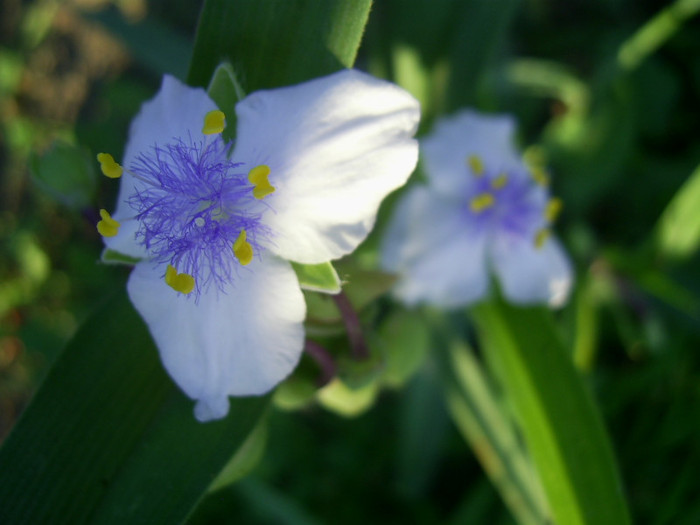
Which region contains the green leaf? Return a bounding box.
[438,338,550,525]
[208,414,269,493]
[377,309,430,388]
[446,0,521,110]
[292,261,342,294]
[0,291,269,524]
[88,9,192,79]
[394,367,450,498]
[30,140,96,209]
[206,62,247,142]
[656,162,700,260]
[471,301,631,525]
[187,0,372,91]
[617,0,700,71]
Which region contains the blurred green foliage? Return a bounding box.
[0,0,699,523]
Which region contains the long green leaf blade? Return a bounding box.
[472,301,631,525]
[439,340,550,525]
[187,0,372,90]
[0,291,268,524]
[656,162,700,260]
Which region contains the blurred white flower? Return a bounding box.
[382,110,572,309]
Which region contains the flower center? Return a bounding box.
[96,111,278,297]
[127,135,271,296]
[464,154,562,247]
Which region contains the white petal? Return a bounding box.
[233,69,420,264]
[490,233,573,307]
[104,75,218,258]
[381,186,490,308]
[421,110,522,196]
[127,254,306,422]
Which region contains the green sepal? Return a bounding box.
[292,261,342,294]
[206,62,246,142]
[316,376,380,418]
[101,248,142,265]
[273,374,319,411]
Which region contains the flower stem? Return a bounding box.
[331,291,369,360]
[304,339,335,387]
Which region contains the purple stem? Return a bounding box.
[304,339,336,387]
[331,291,369,360]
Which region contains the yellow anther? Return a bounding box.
[531,166,550,186]
[97,153,123,179]
[491,173,508,190]
[469,192,495,213]
[202,110,226,135]
[534,228,551,249]
[545,197,563,223]
[96,209,120,237]
[467,155,484,176]
[248,164,275,200]
[233,229,253,266]
[165,264,195,294]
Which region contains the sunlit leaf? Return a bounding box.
[471,300,631,525]
[656,162,700,260]
[292,261,342,294]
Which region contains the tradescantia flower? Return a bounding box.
[381,109,572,308]
[96,70,420,421]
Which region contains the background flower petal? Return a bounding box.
[490,233,573,307]
[233,69,420,264]
[104,75,218,259]
[422,109,522,196]
[127,254,306,422]
[382,186,490,308]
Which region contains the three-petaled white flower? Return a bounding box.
[382,110,572,309]
[99,70,420,421]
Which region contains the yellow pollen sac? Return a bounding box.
[531,166,550,186]
[534,228,551,249]
[165,264,195,294]
[545,197,563,223]
[248,164,276,200]
[491,173,508,189]
[470,192,495,213]
[97,153,123,179]
[467,155,484,176]
[202,110,226,135]
[233,229,254,266]
[96,209,120,237]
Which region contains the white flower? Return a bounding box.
[381,110,573,309]
[99,70,420,421]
